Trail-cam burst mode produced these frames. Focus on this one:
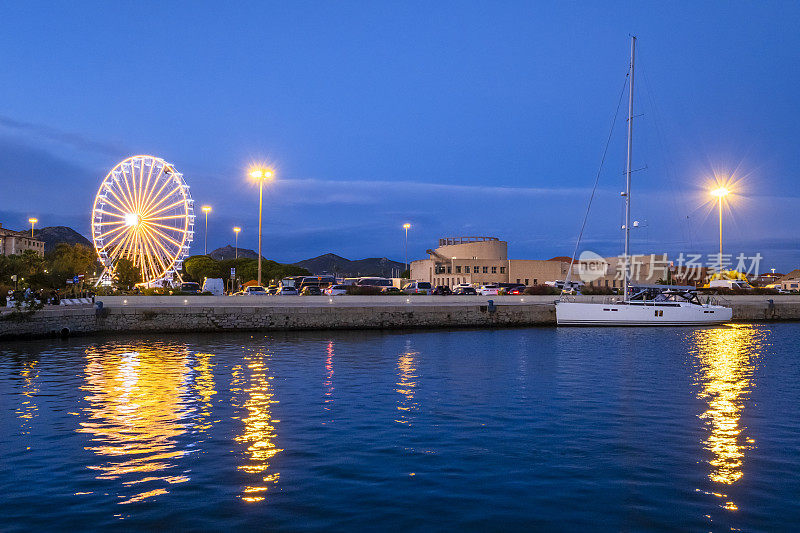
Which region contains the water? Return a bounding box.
[2,324,799,531]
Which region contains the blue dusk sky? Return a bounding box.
[1,1,799,271]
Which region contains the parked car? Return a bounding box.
[180,282,201,294]
[301,286,322,296]
[452,285,477,295]
[325,284,348,296]
[202,277,224,296]
[381,286,403,294]
[277,286,299,295]
[477,284,500,295]
[432,285,452,295]
[266,285,279,295]
[355,277,393,288]
[507,285,527,295]
[403,281,432,294]
[242,286,268,296]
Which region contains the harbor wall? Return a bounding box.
[1,295,799,339]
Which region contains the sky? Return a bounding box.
[1,1,799,272]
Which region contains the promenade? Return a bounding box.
[2,294,800,339]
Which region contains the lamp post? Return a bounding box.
[233,227,241,259]
[28,218,38,238]
[710,187,729,272]
[250,168,274,286]
[402,223,411,277]
[201,205,212,255]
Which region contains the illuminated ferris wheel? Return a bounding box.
[91,155,195,286]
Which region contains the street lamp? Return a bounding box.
[403,223,411,277]
[28,218,38,238]
[233,227,241,259]
[201,205,212,255]
[249,167,274,286]
[710,187,729,272]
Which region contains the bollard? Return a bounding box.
[487,299,496,314]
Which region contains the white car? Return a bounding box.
[242,286,268,296]
[325,284,348,296]
[477,284,500,296]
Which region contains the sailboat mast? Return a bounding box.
[623,36,635,298]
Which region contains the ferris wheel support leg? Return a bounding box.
[94,267,112,287]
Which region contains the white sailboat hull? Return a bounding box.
[556,301,733,326]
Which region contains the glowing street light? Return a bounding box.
[201,205,212,255]
[710,186,730,271]
[28,217,38,238]
[403,223,411,277]
[249,167,274,286]
[233,226,241,259]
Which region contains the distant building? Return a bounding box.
[0,223,45,257]
[410,236,670,288]
[776,270,800,291]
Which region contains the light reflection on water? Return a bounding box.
[78,344,193,504]
[690,324,765,512]
[395,340,419,425]
[232,349,282,502]
[16,360,39,435]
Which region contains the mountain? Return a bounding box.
[292,253,406,277]
[209,245,259,260]
[34,226,92,253]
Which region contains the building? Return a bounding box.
[410,235,671,288]
[776,270,800,291]
[0,223,45,257]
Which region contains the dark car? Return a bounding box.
[507,285,527,295]
[432,285,452,295]
[301,286,322,295]
[453,286,477,295]
[381,286,403,294]
[180,282,201,294]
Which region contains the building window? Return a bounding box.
[500,266,505,274]
[605,280,609,287]
[447,266,451,274]
[456,266,461,274]
[465,266,470,273]
[525,279,529,285]
[533,279,537,285]
[474,265,480,273]
[482,266,488,274]
[491,267,497,274]
[516,279,520,284]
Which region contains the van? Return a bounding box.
[403,281,432,294]
[709,279,752,290]
[202,277,224,296]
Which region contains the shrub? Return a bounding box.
[345,285,382,295]
[580,286,615,295]
[523,285,561,295]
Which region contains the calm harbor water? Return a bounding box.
[2,324,799,531]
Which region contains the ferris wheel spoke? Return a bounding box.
[95,210,127,220]
[139,226,172,275]
[139,164,167,217]
[141,183,183,219]
[147,214,189,221]
[119,166,138,215]
[105,188,137,216]
[143,198,188,221]
[101,225,134,252]
[144,220,187,235]
[140,160,158,216]
[141,221,183,248]
[95,223,129,241]
[141,224,177,267]
[140,173,175,217]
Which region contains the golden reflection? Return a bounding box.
[323,341,335,419]
[233,350,282,502]
[16,359,39,435]
[79,343,192,505]
[395,341,419,425]
[193,352,217,432]
[691,324,764,508]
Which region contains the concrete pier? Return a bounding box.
[1,294,799,340]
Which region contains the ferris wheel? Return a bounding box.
[91,155,195,287]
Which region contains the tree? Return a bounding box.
[183,255,220,282]
[49,243,99,278]
[114,257,142,290]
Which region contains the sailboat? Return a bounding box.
[556,37,732,326]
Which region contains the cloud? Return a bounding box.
[0,115,124,157]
